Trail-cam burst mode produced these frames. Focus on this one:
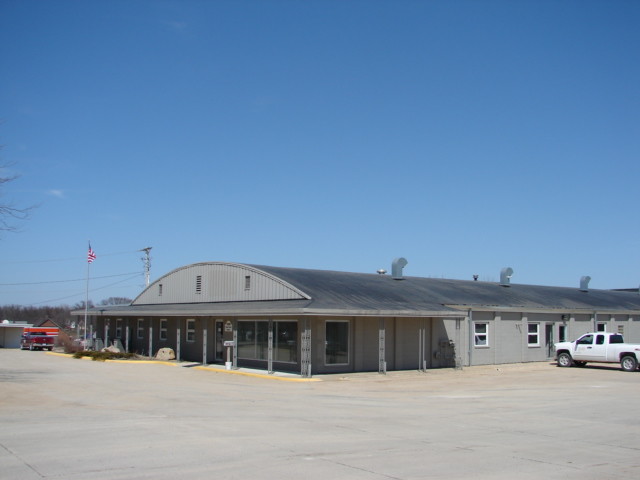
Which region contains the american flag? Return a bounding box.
[87,244,97,263]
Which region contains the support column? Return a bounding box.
[268,319,273,374]
[378,318,386,374]
[520,314,527,363]
[148,322,153,359]
[232,327,238,369]
[493,312,501,365]
[176,323,181,362]
[418,318,427,372]
[202,320,208,365]
[301,318,312,377]
[467,310,473,367]
[455,318,463,370]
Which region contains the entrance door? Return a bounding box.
[545,324,554,358]
[215,320,224,361]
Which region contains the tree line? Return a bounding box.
[0,297,132,328]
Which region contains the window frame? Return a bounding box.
[137,319,145,339]
[115,318,122,339]
[527,323,540,347]
[159,319,168,341]
[473,322,489,348]
[186,319,196,343]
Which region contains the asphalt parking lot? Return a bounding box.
[1,349,639,480]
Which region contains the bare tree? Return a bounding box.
[0,162,35,233]
[99,297,133,306]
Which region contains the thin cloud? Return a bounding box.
[166,21,187,33]
[47,189,65,198]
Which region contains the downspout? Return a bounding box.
[468,309,473,367]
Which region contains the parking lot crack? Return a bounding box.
[0,442,44,478]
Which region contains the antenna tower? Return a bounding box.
[140,247,152,287]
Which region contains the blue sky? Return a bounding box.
[1,0,639,307]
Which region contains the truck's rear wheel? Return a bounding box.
[620,356,638,372]
[557,352,573,367]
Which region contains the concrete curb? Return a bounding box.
[194,365,321,382]
[45,351,319,381]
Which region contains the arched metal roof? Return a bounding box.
[82,262,640,318]
[132,262,311,305]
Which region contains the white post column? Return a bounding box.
[148,322,153,359]
[176,323,181,362]
[202,320,208,365]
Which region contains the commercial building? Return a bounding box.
[79,260,640,376]
[0,320,32,348]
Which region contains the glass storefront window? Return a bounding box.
[274,321,297,363]
[238,320,269,360]
[237,320,298,363]
[238,321,256,359]
[326,321,349,365]
[256,321,268,360]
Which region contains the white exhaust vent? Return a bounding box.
[392,257,408,280]
[500,267,513,287]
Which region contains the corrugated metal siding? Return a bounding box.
[133,263,309,305]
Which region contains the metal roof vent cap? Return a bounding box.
[392,257,408,280]
[580,276,591,292]
[500,267,513,287]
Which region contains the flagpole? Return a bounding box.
[84,243,90,350]
[84,243,98,349]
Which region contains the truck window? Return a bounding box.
[596,335,605,345]
[609,335,624,344]
[577,335,594,345]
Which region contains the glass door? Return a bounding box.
[215,320,224,361]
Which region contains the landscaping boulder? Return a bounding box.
[155,347,176,361]
[102,344,122,353]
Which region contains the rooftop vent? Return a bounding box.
[580,276,591,292]
[392,257,408,280]
[500,267,513,287]
[376,269,387,275]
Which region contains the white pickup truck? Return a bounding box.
[555,332,640,372]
